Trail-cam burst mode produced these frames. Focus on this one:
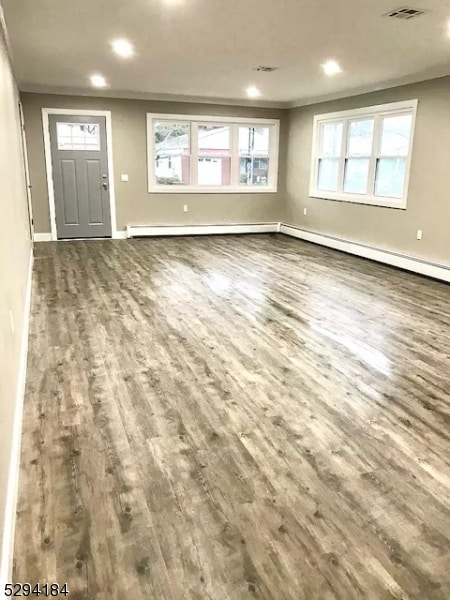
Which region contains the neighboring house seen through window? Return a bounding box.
[309,100,417,209]
[147,114,280,193]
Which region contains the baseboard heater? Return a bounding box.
[126,223,280,238]
[280,223,450,284]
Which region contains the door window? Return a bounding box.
[56,122,100,151]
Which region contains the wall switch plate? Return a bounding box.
[416,229,423,240]
[183,204,188,212]
[303,208,307,215]
[121,174,129,182]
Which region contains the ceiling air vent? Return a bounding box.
[385,7,425,19]
[254,66,278,73]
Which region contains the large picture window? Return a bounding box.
[147,114,279,193]
[309,100,417,208]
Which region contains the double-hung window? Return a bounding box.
[148,114,279,193]
[310,100,417,208]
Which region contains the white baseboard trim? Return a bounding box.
[34,231,128,242]
[35,225,276,241]
[0,247,34,590]
[33,232,52,242]
[280,224,450,283]
[126,222,279,238]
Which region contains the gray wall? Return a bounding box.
[0,23,32,564]
[21,93,287,234]
[21,79,450,264]
[285,76,450,265]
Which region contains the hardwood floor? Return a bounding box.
[14,234,450,599]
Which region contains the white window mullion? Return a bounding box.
[230,124,239,187]
[337,119,349,193]
[368,115,382,196]
[190,122,198,187]
[268,124,279,189]
[313,125,321,191]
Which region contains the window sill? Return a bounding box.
[309,190,407,210]
[148,186,278,194]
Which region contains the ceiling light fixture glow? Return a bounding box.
[246,85,261,98]
[90,74,107,88]
[111,38,134,58]
[322,60,342,76]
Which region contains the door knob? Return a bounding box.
[102,182,108,191]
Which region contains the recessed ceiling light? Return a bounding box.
[322,60,342,76]
[111,38,134,58]
[90,74,107,88]
[246,85,261,98]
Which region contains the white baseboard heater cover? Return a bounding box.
[126,223,280,238]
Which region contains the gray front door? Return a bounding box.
[49,115,112,239]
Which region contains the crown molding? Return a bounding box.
[287,69,450,109]
[19,83,289,110]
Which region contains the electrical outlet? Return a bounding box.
[416,229,423,240]
[303,208,307,216]
[120,174,129,182]
[9,310,14,335]
[183,204,188,213]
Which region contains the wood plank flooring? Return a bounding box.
[14,234,450,599]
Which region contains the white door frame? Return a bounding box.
[19,101,34,239]
[42,108,118,240]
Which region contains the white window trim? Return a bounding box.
[147,113,280,194]
[309,99,418,209]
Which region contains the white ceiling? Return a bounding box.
[3,0,450,107]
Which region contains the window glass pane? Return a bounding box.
[57,123,100,150]
[239,127,270,186]
[240,157,269,186]
[374,158,406,198]
[197,125,231,186]
[154,121,190,153]
[348,119,374,156]
[154,122,190,185]
[198,125,230,154]
[380,114,412,156]
[154,156,190,185]
[239,127,270,155]
[317,158,339,191]
[320,122,342,157]
[343,158,370,194]
[198,157,231,186]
